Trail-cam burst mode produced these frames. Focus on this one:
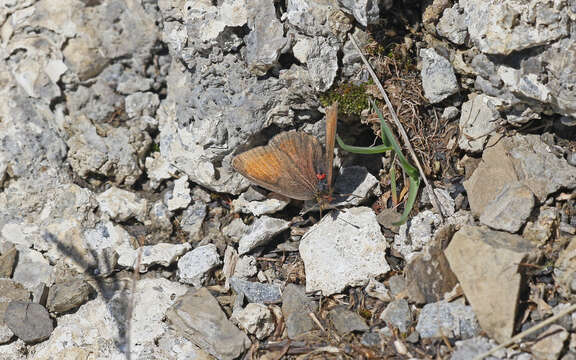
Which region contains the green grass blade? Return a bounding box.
[393,175,420,225]
[371,99,420,179]
[336,135,393,154]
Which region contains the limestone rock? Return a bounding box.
[300,207,390,295]
[445,225,536,343]
[167,288,251,360]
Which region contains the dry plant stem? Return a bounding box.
[126,247,143,360]
[473,303,576,360]
[348,33,446,220]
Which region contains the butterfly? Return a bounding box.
[232,102,338,211]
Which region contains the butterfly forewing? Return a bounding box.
[324,102,338,188]
[232,140,319,200]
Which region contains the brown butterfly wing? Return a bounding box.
[269,131,325,192]
[232,140,318,200]
[324,102,338,188]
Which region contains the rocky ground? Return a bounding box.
[0,0,575,359]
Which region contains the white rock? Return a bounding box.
[97,186,148,222]
[232,193,290,216]
[299,207,390,295]
[458,95,501,153]
[145,152,177,189]
[307,36,340,92]
[178,244,222,286]
[238,216,290,255]
[84,221,134,265]
[31,279,188,359]
[167,176,191,211]
[0,324,14,344]
[392,210,442,261]
[118,242,192,272]
[0,340,26,360]
[234,256,258,279]
[231,303,275,340]
[292,38,311,64]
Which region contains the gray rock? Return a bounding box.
[458,95,501,153]
[337,0,392,27]
[361,332,383,347]
[282,284,316,339]
[465,135,576,216]
[167,287,251,360]
[5,301,53,344]
[523,207,558,244]
[365,279,393,302]
[328,306,369,335]
[178,244,222,287]
[404,225,458,305]
[392,210,442,261]
[479,183,535,233]
[32,282,49,305]
[332,166,380,207]
[167,176,192,211]
[238,216,290,255]
[307,36,340,92]
[245,0,289,75]
[388,275,407,297]
[462,0,569,55]
[341,27,372,79]
[46,279,94,314]
[441,106,460,121]
[234,256,258,279]
[445,225,535,343]
[437,4,468,45]
[125,92,160,119]
[180,202,207,241]
[66,116,151,186]
[0,246,17,278]
[415,300,480,339]
[420,48,459,103]
[231,303,275,340]
[300,207,390,295]
[144,152,178,189]
[229,277,282,304]
[0,280,30,344]
[421,187,456,217]
[285,0,352,39]
[97,187,148,222]
[380,299,412,334]
[531,325,569,360]
[555,239,576,299]
[232,192,290,216]
[376,209,402,233]
[147,201,174,239]
[118,242,191,272]
[222,220,248,245]
[12,249,53,291]
[451,337,503,360]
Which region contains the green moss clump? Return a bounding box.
[320,82,371,116]
[151,143,160,153]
